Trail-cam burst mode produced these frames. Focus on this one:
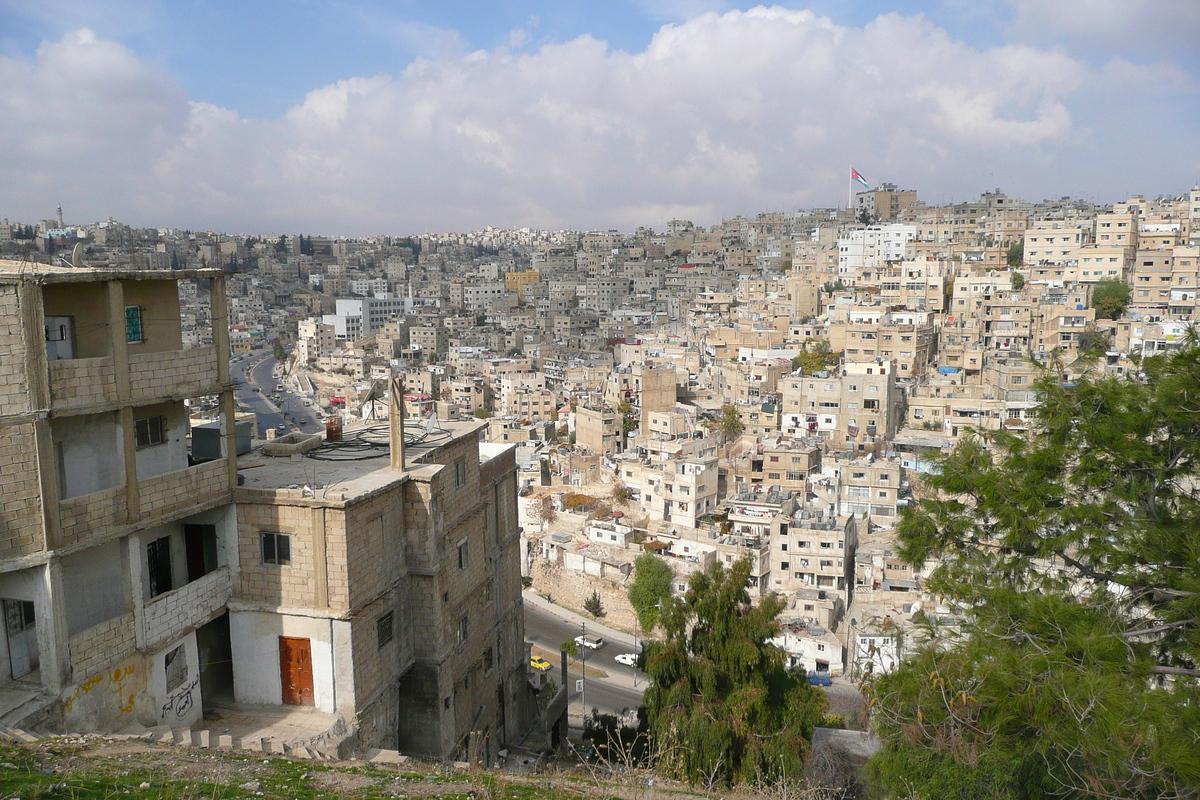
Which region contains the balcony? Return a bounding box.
[138,460,230,523]
[142,567,233,650]
[129,346,220,404]
[59,485,127,549]
[48,357,118,412]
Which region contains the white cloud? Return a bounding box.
[1,9,1196,234]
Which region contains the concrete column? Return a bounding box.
[210,274,231,386]
[16,282,49,412]
[119,407,139,522]
[311,507,329,609]
[32,419,63,551]
[390,377,405,471]
[127,535,147,650]
[221,389,238,491]
[107,281,131,403]
[42,560,72,691]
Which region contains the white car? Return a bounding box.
[614,653,638,667]
[574,634,604,650]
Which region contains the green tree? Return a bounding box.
[1006,240,1024,267]
[791,338,835,374]
[272,342,286,361]
[611,483,632,506]
[1091,277,1131,320]
[869,340,1200,798]
[617,400,636,434]
[719,403,743,439]
[628,553,673,630]
[1076,324,1111,355]
[473,407,492,419]
[274,234,287,253]
[643,558,826,787]
[584,590,605,618]
[1010,270,1024,290]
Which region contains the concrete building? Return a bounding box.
[0,263,238,735]
[235,418,531,762]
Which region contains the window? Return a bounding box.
[165,644,187,691]
[148,536,173,597]
[780,562,789,570]
[483,647,494,672]
[457,615,469,644]
[377,612,394,648]
[457,539,469,569]
[125,306,144,343]
[454,459,467,487]
[135,415,166,448]
[261,532,292,566]
[781,543,788,551]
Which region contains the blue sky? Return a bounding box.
[1,1,1197,234]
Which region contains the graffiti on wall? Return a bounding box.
[63,663,138,714]
[160,677,198,722]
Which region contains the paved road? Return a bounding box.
[523,600,646,719]
[232,354,323,437]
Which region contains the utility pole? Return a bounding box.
[580,621,586,724]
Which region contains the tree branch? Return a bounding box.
[1148,666,1200,677]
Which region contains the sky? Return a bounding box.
[0,0,1197,235]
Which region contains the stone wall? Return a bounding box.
[0,423,46,558]
[59,485,125,550]
[141,567,232,650]
[128,346,220,404]
[0,285,29,416]
[139,460,230,522]
[69,612,137,678]
[48,357,118,411]
[529,559,639,635]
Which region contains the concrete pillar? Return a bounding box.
[32,419,63,551]
[311,507,329,609]
[107,281,130,403]
[210,274,231,386]
[390,377,405,471]
[42,561,72,691]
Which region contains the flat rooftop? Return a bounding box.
[236,418,487,501]
[0,259,221,282]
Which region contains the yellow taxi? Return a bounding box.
[530,655,553,671]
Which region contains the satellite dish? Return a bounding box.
[70,242,83,268]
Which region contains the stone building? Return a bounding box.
[0,263,238,734]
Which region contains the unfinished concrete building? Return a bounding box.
[0,263,238,734]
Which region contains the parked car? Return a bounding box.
[614,653,638,667]
[574,634,604,650]
[529,655,552,672]
[807,672,833,686]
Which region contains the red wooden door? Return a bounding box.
[279,636,314,706]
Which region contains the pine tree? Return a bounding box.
[869,338,1200,798]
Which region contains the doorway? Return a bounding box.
[278,637,314,706]
[2,599,38,680]
[197,613,233,708]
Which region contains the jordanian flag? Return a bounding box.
[851,167,870,188]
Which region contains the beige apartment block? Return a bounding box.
[770,503,858,600]
[0,263,239,736]
[1023,222,1089,264]
[779,360,901,449]
[832,456,901,523]
[233,420,531,762]
[727,439,821,496]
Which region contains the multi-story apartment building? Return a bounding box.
[0,264,238,734]
[780,360,901,448]
[236,418,530,762]
[833,456,902,522]
[770,504,858,598]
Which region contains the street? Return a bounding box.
[231,354,323,437]
[523,601,646,720]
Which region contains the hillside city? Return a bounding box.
[0,181,1197,789]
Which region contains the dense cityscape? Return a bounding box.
[0,180,1197,795]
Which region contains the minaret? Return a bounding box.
[56,204,64,228]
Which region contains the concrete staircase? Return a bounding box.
[0,723,410,767]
